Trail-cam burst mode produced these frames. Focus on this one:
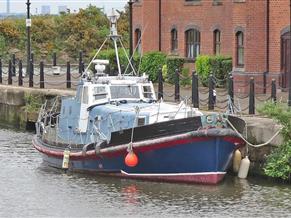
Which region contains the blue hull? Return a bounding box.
[34,130,244,184]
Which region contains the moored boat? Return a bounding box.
[33,10,245,184]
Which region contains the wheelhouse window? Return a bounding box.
[171,28,178,52]
[185,29,200,59]
[135,28,142,54]
[110,85,140,99]
[214,29,221,55]
[142,86,153,99]
[93,86,107,100]
[236,31,244,67]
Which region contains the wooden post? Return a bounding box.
[174,69,180,102]
[53,52,57,66]
[192,71,199,108]
[29,59,33,87]
[0,59,2,84]
[66,61,71,89]
[271,79,276,103]
[249,77,255,115]
[208,74,214,110]
[12,54,16,76]
[18,60,23,86]
[8,60,12,85]
[158,68,163,100]
[40,61,44,89]
[79,51,83,74]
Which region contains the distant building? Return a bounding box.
[0,13,25,20]
[132,0,291,94]
[41,5,51,15]
[58,5,67,14]
[6,0,10,14]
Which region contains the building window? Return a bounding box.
[236,31,244,67]
[171,28,178,52]
[135,28,142,54]
[185,29,200,59]
[214,29,221,55]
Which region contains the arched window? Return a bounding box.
[135,28,142,54]
[171,28,178,52]
[214,29,221,55]
[185,29,200,59]
[236,31,244,67]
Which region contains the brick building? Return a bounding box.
[131,0,291,93]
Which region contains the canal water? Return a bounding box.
[1,128,291,217]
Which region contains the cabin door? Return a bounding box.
[281,32,291,89]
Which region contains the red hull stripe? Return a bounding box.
[33,134,244,160]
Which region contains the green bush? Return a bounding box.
[162,65,168,80]
[139,51,166,82]
[180,68,192,87]
[211,55,232,87]
[258,102,291,180]
[166,57,185,84]
[196,55,232,87]
[195,55,211,86]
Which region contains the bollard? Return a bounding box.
[271,79,276,103]
[40,61,44,89]
[53,52,57,66]
[31,52,34,64]
[192,71,199,108]
[174,69,180,102]
[249,77,255,115]
[29,59,33,87]
[12,54,16,76]
[228,73,234,104]
[263,71,267,94]
[82,61,85,73]
[158,68,163,100]
[0,59,2,84]
[66,61,71,89]
[18,60,23,86]
[79,51,83,74]
[8,60,12,85]
[208,74,214,110]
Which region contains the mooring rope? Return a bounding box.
[226,118,282,148]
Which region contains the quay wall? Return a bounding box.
[0,85,74,129]
[0,85,283,176]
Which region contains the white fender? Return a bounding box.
[238,156,250,179]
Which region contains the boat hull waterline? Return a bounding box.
[33,130,244,184]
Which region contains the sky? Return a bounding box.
[0,0,128,14]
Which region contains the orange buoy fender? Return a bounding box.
[125,151,139,167]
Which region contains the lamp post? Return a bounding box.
[289,0,291,106]
[26,0,31,75]
[128,0,134,58]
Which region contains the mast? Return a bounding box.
[109,9,122,77]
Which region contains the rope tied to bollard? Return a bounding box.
[226,118,283,148]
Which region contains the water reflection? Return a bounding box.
[1,128,291,217]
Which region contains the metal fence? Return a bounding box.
[0,56,288,115]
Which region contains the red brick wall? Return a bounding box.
[132,0,290,93]
[269,0,289,73]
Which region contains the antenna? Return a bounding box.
[108,9,122,77]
